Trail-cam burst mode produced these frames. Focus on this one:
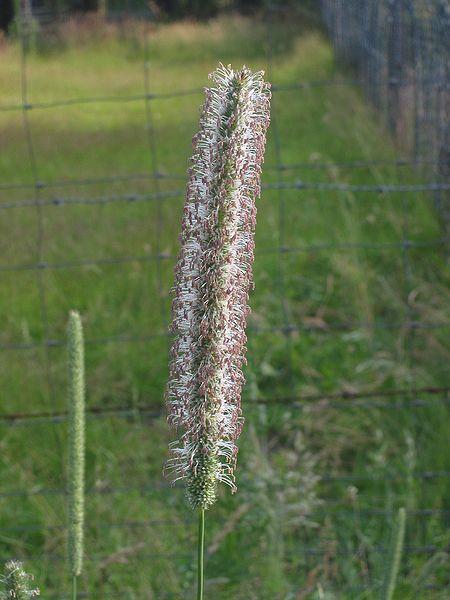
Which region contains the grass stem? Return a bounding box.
[383,506,406,600]
[72,574,77,600]
[197,509,205,600]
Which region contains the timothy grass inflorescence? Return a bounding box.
[67,311,86,580]
[0,561,40,599]
[166,64,271,510]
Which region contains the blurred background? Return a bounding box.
[0,1,449,598]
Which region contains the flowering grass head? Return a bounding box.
[166,64,271,510]
[0,561,39,599]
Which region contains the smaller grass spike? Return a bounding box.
[67,311,86,599]
[0,560,40,599]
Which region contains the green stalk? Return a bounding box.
[72,574,77,600]
[197,509,205,600]
[383,507,406,600]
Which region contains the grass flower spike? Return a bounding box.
[67,311,86,598]
[0,561,39,599]
[166,64,271,510]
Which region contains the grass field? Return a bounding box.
[0,10,449,599]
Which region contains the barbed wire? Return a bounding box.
[45,582,450,600]
[1,385,449,425]
[46,593,183,600]
[1,508,449,535]
[2,397,450,427]
[0,74,447,113]
[1,318,449,354]
[0,156,447,193]
[46,594,183,600]
[2,180,450,212]
[1,470,449,502]
[0,237,448,275]
[2,543,447,566]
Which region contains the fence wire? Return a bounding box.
[0,0,449,597]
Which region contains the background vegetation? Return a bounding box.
[0,7,449,599]
[1,0,310,32]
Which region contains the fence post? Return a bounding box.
[387,0,403,137]
[435,1,450,236]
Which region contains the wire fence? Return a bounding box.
[0,0,449,597]
[321,0,450,230]
[1,385,450,425]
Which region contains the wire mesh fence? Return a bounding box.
[0,0,449,597]
[321,0,450,230]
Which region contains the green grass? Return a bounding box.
[0,12,449,599]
